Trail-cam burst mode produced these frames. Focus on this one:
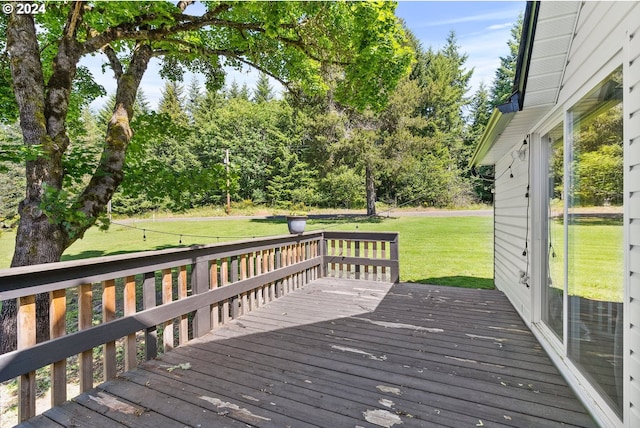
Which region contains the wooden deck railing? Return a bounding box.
[0,230,398,422]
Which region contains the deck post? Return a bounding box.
[390,235,400,284]
[143,272,157,360]
[192,260,211,337]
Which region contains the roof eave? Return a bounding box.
[470,1,540,166]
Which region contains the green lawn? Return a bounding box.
[0,215,495,289]
[549,217,624,302]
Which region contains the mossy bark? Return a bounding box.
[0,11,150,354]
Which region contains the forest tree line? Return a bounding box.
[1,23,522,223]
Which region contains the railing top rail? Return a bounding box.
[0,231,398,300]
[0,231,324,299]
[323,231,399,241]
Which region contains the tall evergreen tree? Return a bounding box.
[466,83,495,203]
[490,13,523,107]
[186,76,203,120]
[253,72,275,103]
[467,83,492,142]
[158,81,188,125]
[420,31,473,138]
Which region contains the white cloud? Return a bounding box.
[486,22,513,31]
[413,7,522,28]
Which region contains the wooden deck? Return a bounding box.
[20,279,596,428]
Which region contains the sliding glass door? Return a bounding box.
[543,67,624,416]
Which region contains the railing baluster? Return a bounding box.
[338,239,344,278]
[143,272,157,360]
[18,294,36,421]
[178,266,189,342]
[364,241,369,280]
[231,256,240,319]
[221,257,230,324]
[78,283,93,392]
[331,239,336,277]
[124,275,137,370]
[248,253,257,310]
[269,248,276,300]
[210,261,219,330]
[372,241,378,280]
[162,269,173,352]
[355,240,361,280]
[381,241,387,281]
[102,279,117,380]
[50,288,66,407]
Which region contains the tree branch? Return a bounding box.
[102,45,123,81]
[72,43,153,240]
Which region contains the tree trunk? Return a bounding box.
[1,10,151,353]
[366,165,376,216]
[1,12,74,354]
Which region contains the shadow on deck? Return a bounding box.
[22,278,596,428]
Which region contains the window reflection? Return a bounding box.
[567,68,623,416]
[544,123,564,340]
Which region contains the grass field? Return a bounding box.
[0,215,495,289]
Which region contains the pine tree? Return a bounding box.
[158,81,188,126]
[468,83,492,140]
[253,72,274,103]
[490,13,523,107]
[186,76,203,120]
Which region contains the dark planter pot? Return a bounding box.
[286,216,307,234]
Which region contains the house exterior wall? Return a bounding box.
[490,2,640,427]
[624,6,640,427]
[493,145,531,321]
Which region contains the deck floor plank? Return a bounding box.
[194,323,591,426]
[20,278,596,428]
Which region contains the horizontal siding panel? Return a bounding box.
[630,195,640,218]
[570,1,619,58]
[630,272,640,299]
[494,224,531,245]
[495,189,528,204]
[628,336,640,425]
[563,5,630,99]
[629,84,640,117]
[494,197,528,210]
[631,246,640,273]
[495,237,527,263]
[495,240,526,270]
[630,168,640,192]
[572,1,602,38]
[630,59,640,93]
[630,139,640,166]
[629,297,640,327]
[628,115,640,140]
[631,223,640,246]
[495,217,526,232]
[629,8,640,63]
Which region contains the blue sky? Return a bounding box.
[86,1,525,110]
[396,1,525,94]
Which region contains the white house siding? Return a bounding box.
[490,3,640,426]
[493,146,531,322]
[625,5,640,427]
